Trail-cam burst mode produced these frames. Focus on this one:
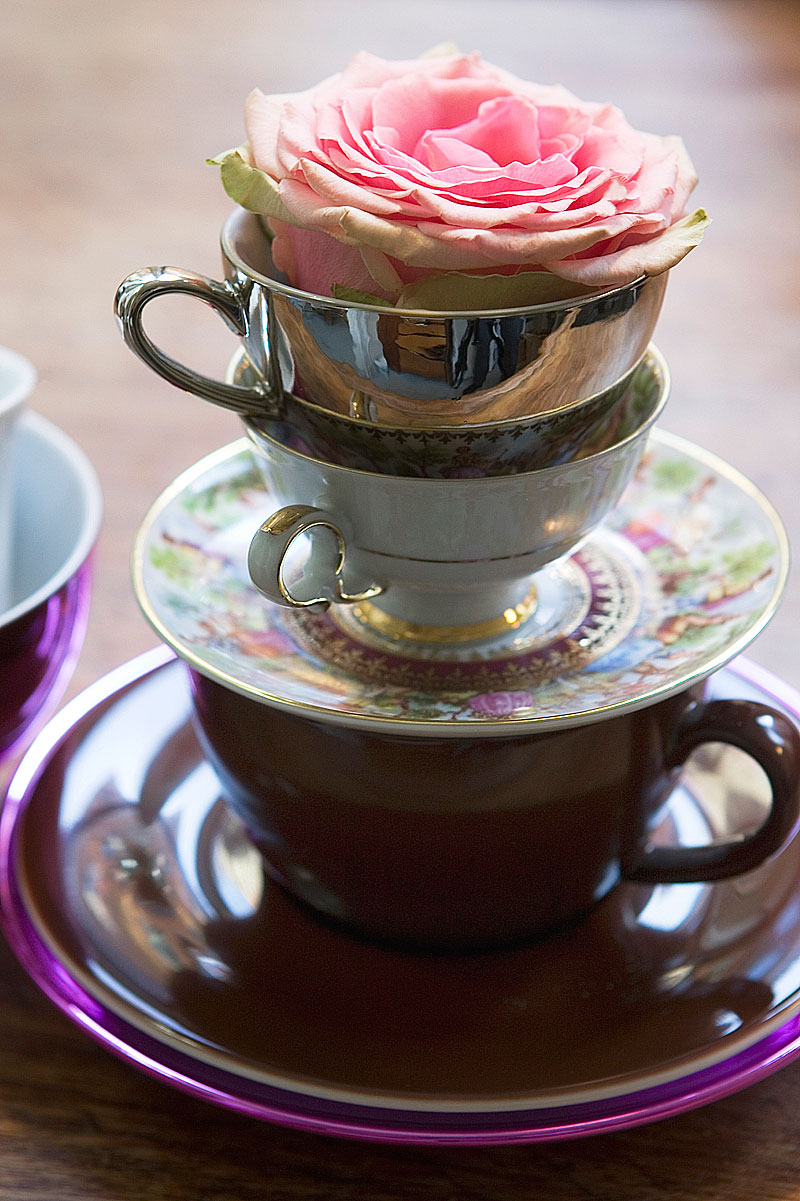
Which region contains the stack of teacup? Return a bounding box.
[115,212,800,953]
[117,208,669,634]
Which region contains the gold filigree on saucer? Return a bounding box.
[281,542,639,693]
[283,607,597,693]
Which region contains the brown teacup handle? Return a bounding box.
[114,266,273,417]
[625,697,800,884]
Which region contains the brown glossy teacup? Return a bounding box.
[188,670,800,953]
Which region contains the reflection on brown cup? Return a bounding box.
[188,671,800,953]
[0,414,101,758]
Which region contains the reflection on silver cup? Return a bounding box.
[241,346,665,478]
[114,208,668,428]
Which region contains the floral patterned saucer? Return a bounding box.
[133,431,787,735]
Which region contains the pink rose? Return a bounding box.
[213,50,707,303]
[468,691,535,717]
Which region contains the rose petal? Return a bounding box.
[337,206,641,270]
[398,174,625,228]
[358,243,404,294]
[541,208,710,284]
[245,88,320,177]
[209,146,294,222]
[275,177,362,241]
[299,157,408,216]
[373,73,512,155]
[270,219,397,299]
[416,133,501,171]
[575,128,642,180]
[417,95,544,167]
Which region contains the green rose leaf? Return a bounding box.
[396,270,593,312]
[331,284,393,307]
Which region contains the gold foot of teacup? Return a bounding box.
[348,588,539,647]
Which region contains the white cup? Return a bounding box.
[0,348,36,610]
[247,350,669,633]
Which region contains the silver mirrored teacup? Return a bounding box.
[247,349,669,632]
[114,208,668,428]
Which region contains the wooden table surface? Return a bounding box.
[2,0,800,1195]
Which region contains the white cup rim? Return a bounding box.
[0,347,37,419]
[0,411,103,629]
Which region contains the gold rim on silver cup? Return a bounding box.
[235,345,662,478]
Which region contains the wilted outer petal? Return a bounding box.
[541,208,710,284]
[208,147,294,222]
[338,205,658,270]
[397,269,591,310]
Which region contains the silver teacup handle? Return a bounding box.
[248,505,384,612]
[114,266,272,417]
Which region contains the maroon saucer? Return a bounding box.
[3,646,800,1143]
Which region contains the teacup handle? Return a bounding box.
[624,697,800,883]
[114,266,273,417]
[248,504,384,612]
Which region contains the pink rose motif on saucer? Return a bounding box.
[469,691,536,716]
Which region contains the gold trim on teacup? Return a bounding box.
[231,345,666,437]
[236,349,669,481]
[347,587,539,646]
[348,391,375,422]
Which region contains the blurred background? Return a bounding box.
[2,0,799,693]
[2,4,800,1198]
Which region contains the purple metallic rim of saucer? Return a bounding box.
[0,552,95,760]
[3,646,800,1145]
